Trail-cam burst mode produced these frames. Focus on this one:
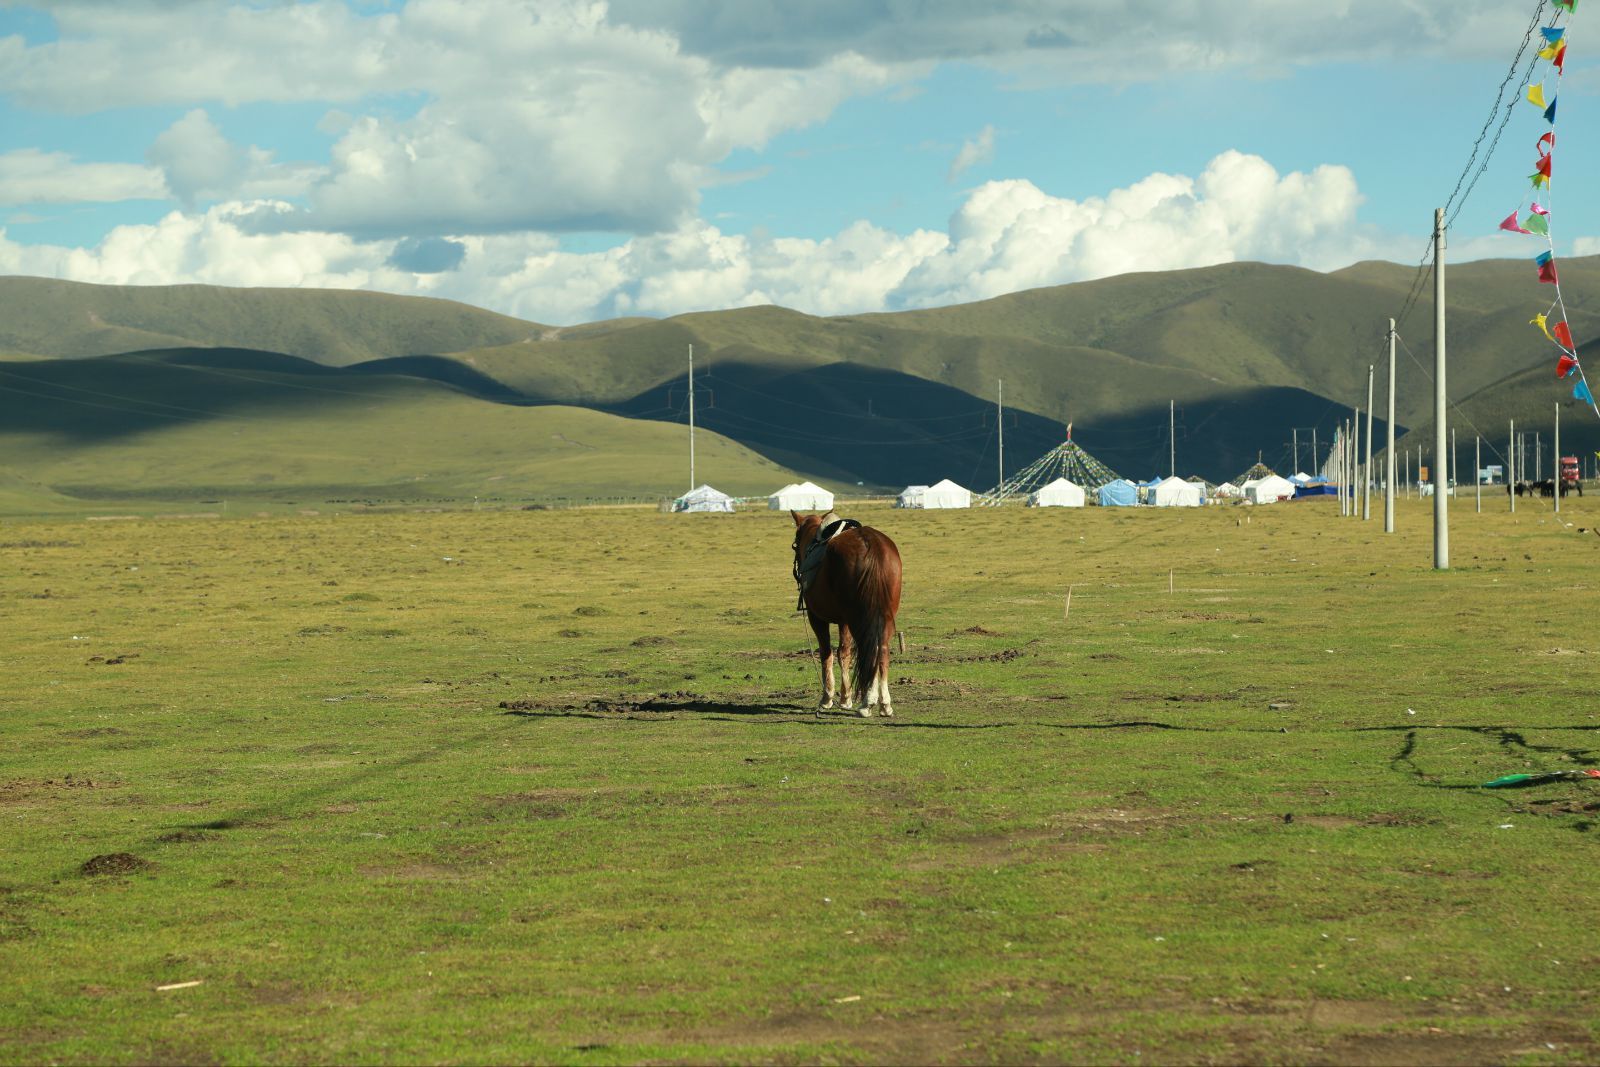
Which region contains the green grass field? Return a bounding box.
[4,496,1600,1063]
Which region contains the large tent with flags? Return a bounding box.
[977,424,1124,506]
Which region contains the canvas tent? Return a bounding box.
[1097,479,1139,507]
[1212,481,1243,499]
[673,484,736,512]
[921,478,972,508]
[1027,477,1085,507]
[1245,475,1297,504]
[1294,479,1337,497]
[768,481,834,511]
[896,485,929,508]
[1151,475,1203,507]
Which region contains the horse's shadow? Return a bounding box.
[500,699,1010,728]
[501,698,801,720]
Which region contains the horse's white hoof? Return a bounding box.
[818,698,835,710]
[881,707,894,718]
[856,707,873,718]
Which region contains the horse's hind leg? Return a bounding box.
[874,638,893,717]
[837,625,858,711]
[809,614,835,710]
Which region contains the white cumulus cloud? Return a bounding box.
[0,151,1402,326]
[1,0,900,238]
[0,148,166,204]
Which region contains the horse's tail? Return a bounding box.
[849,534,899,703]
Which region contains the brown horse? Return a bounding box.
[791,511,902,717]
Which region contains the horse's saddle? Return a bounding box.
[795,514,861,609]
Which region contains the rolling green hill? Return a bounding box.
[2,259,1597,500]
[0,276,546,366]
[0,350,808,511]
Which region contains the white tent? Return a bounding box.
[1027,477,1085,507]
[1245,474,1297,504]
[768,481,834,511]
[896,484,929,508]
[673,484,736,512]
[921,478,972,509]
[1211,481,1243,499]
[1291,471,1313,485]
[1151,475,1203,507]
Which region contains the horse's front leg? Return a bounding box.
[808,613,835,710]
[837,625,856,711]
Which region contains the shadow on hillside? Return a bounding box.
[0,347,545,443]
[607,360,1407,486]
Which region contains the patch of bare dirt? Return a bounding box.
[909,647,1027,664]
[80,852,150,877]
[1,775,117,803]
[611,996,1594,1066]
[356,862,464,881]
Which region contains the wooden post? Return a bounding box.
[1555,402,1561,515]
[1475,436,1481,514]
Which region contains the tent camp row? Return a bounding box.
[673,481,836,513]
[674,469,1306,513]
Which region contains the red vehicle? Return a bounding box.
[1561,455,1583,496]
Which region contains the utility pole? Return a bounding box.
[1351,411,1361,518]
[1169,398,1175,478]
[1331,422,1344,515]
[1364,366,1374,521]
[1313,429,1319,477]
[1433,206,1449,570]
[997,379,1004,490]
[1293,428,1300,474]
[1349,421,1357,516]
[688,343,696,492]
[1510,420,1516,514]
[1386,320,1396,533]
[1475,436,1481,513]
[1555,402,1561,514]
[1536,432,1542,483]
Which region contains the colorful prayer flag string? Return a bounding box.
[1498,5,1598,418]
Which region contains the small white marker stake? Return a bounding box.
[155,980,203,992]
[1064,584,1073,621]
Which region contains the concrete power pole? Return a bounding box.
[688,343,695,492]
[1433,207,1449,570]
[1510,420,1516,514]
[1555,402,1561,515]
[1386,320,1396,533]
[997,379,1004,490]
[1364,366,1374,520]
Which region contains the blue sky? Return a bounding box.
[0,0,1590,324]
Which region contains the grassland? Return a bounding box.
[4,495,1600,1063]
